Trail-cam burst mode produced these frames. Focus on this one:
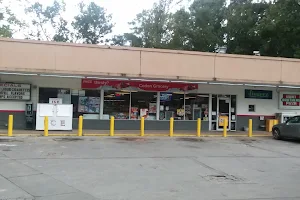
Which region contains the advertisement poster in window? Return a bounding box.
[78,97,100,113]
[140,109,149,119]
[149,103,157,114]
[279,92,300,109]
[78,97,88,112]
[185,105,191,114]
[177,108,185,117]
[130,107,139,119]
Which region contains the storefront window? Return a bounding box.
[185,93,209,121]
[71,90,100,119]
[39,88,70,104]
[160,93,184,120]
[104,91,130,119]
[131,92,157,120]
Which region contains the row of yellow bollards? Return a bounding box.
[5,115,253,137]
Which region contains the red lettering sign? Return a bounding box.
[281,94,300,106]
[81,79,198,92]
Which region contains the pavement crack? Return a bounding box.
[7,173,43,179]
[190,157,230,176]
[0,173,34,198]
[245,144,294,157]
[11,158,101,200]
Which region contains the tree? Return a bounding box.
[188,0,227,52]
[0,0,25,38]
[167,9,193,50]
[128,0,174,48]
[258,0,300,58]
[25,0,71,42]
[72,2,113,44]
[226,0,270,55]
[111,33,143,47]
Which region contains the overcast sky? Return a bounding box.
[3,0,157,37]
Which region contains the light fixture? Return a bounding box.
[244,84,277,88]
[130,78,170,82]
[40,74,84,78]
[209,82,243,86]
[0,72,38,76]
[86,77,129,80]
[171,80,208,84]
[279,85,300,89]
[189,81,208,84]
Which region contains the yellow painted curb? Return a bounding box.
[48,134,78,137]
[83,134,109,136]
[145,134,169,137]
[115,134,140,137]
[253,135,272,137]
[174,134,197,137]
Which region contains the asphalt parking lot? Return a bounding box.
[1,136,300,200]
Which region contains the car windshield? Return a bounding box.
[286,116,300,124]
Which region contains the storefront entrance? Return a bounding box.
[211,95,237,131]
[217,97,230,131]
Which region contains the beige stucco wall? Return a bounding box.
[1,38,300,85]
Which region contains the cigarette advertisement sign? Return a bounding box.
[0,83,31,100]
[279,92,300,109]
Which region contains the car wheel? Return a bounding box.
[272,128,281,140]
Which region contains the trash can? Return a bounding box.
[266,119,279,132]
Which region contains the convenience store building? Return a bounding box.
[1,38,300,131]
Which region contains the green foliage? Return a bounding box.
[226,0,270,55]
[189,0,227,52]
[111,33,143,47]
[124,0,300,59]
[25,0,70,42]
[72,2,113,44]
[0,0,24,38]
[126,0,173,48]
[167,9,193,50]
[258,0,300,58]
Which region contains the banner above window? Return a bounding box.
[81,79,198,92]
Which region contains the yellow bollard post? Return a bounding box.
[140,117,145,137]
[248,119,253,137]
[197,118,201,137]
[44,116,48,137]
[110,116,115,137]
[78,116,83,137]
[169,117,174,137]
[7,115,13,137]
[223,119,227,137]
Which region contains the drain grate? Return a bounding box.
[202,174,244,182]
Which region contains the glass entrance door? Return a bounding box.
[217,97,230,131]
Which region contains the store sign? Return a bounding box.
[81,79,198,92]
[245,89,272,99]
[0,83,31,100]
[49,98,62,104]
[279,92,300,109]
